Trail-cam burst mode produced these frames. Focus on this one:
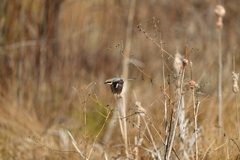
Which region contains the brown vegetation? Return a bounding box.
[0,0,240,159]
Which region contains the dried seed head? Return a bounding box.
[174,53,182,73]
[232,71,239,93]
[233,84,239,93]
[190,61,193,67]
[190,80,195,89]
[195,83,200,89]
[232,71,239,81]
[183,59,188,67]
[215,5,226,17]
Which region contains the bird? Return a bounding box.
[104,78,135,94]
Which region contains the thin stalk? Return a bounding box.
[167,57,172,126]
[161,40,168,158]
[166,98,182,160]
[84,96,87,159]
[115,95,125,145]
[121,0,136,157]
[236,94,240,142]
[102,106,118,143]
[218,27,222,129]
[122,95,128,157]
[142,116,162,159]
[202,139,216,160]
[88,111,111,159]
[165,99,168,146]
[67,131,88,160]
[192,89,197,160]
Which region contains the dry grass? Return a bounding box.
[0,0,240,159]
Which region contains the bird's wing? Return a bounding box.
[124,78,136,81]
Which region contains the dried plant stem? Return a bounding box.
[102,106,118,143]
[120,0,136,157]
[115,96,125,143]
[88,111,111,159]
[167,58,172,125]
[218,27,222,130]
[167,71,185,159]
[166,98,182,160]
[230,138,240,152]
[202,139,216,160]
[164,99,168,146]
[84,97,87,158]
[134,136,139,160]
[235,94,240,142]
[232,55,240,142]
[161,41,168,157]
[113,95,130,157]
[166,46,188,160]
[121,95,128,157]
[179,94,186,156]
[141,116,162,159]
[192,89,197,160]
[67,131,88,160]
[208,142,227,155]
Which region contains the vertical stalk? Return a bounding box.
[165,99,168,145]
[218,27,222,130]
[161,39,168,158]
[121,0,136,157]
[192,88,198,160]
[233,55,240,142]
[236,95,240,142]
[84,97,87,159]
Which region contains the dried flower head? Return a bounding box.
[190,61,193,67]
[183,59,188,67]
[174,53,182,73]
[232,71,239,93]
[190,80,195,89]
[215,5,226,17]
[215,5,225,29]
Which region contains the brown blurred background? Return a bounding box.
[0,0,240,159]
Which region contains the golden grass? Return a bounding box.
[0,0,240,159]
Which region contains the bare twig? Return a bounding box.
[88,111,111,159]
[202,139,216,160]
[141,115,162,159]
[67,131,88,160]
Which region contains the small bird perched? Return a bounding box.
[104,78,135,94]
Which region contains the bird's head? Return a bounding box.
[104,79,113,85]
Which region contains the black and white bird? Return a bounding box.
[104,78,135,94]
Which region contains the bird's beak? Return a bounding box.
[104,82,108,84]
